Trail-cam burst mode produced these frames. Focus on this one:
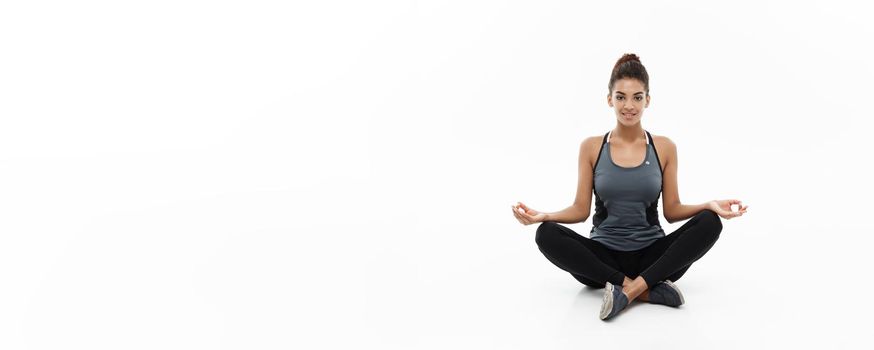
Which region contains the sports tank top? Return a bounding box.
[589,129,665,251]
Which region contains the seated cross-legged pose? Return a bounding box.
[512,53,748,321]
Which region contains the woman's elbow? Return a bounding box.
[572,205,590,223]
[662,204,680,224]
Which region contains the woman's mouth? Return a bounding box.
[622,112,636,118]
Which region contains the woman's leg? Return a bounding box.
[535,221,626,288]
[571,273,606,288]
[636,209,723,288]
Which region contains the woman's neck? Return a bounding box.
[611,123,645,143]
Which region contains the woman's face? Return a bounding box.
[607,78,650,127]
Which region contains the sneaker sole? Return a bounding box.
[599,282,615,320]
[662,280,685,306]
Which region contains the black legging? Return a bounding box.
[535,209,722,288]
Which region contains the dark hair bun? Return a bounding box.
[614,53,641,71]
[608,53,649,94]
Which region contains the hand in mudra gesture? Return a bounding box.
[708,199,748,219]
[511,202,547,225]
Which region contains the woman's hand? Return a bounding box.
[511,202,547,225]
[708,199,748,220]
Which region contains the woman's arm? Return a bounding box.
[544,204,587,224]
[543,137,599,223]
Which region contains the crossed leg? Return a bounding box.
[535,209,723,303]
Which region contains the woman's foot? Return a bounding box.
[599,281,630,320]
[646,280,685,307]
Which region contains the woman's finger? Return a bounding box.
[520,210,534,224]
[518,206,535,221]
[513,206,527,223]
[512,206,525,223]
[512,206,528,222]
[514,207,525,217]
[524,212,538,225]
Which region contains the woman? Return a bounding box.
[511,53,748,321]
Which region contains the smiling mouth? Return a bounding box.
[622,112,636,117]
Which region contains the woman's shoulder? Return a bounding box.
[579,134,607,166]
[649,132,676,150]
[648,132,677,166]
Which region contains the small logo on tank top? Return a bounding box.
[645,161,650,165]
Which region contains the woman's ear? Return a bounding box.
[645,94,650,108]
[607,93,613,107]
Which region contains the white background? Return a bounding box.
[1,0,873,349]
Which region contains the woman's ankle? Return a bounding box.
[638,289,650,302]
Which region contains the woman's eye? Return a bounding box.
[635,96,642,101]
[616,96,623,100]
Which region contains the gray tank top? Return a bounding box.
[589,129,665,251]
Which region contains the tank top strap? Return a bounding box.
[645,130,664,176]
[593,131,611,173]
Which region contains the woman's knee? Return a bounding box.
[697,209,723,234]
[535,221,560,246]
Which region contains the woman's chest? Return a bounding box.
[594,168,662,201]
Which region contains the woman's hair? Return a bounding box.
[608,53,649,95]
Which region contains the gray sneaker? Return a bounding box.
[599,281,629,320]
[647,280,685,307]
